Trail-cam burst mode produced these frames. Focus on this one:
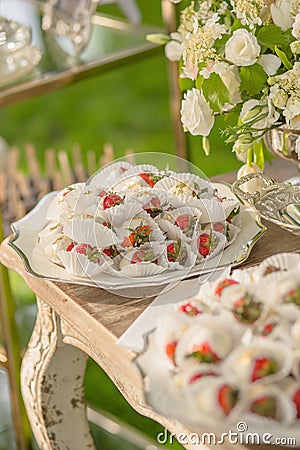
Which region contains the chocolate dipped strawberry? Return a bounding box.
[233,294,263,324]
[121,223,152,247]
[174,214,195,236]
[198,233,211,258]
[215,279,239,297]
[66,242,76,252]
[251,357,277,382]
[218,384,239,416]
[131,249,158,265]
[178,301,202,317]
[75,243,93,255]
[283,287,300,306]
[213,222,225,233]
[165,340,178,365]
[250,395,277,419]
[260,322,276,337]
[74,244,103,265]
[102,193,123,210]
[143,196,164,218]
[197,231,220,259]
[263,265,280,276]
[292,388,300,419]
[188,370,217,384]
[167,239,187,264]
[102,245,119,259]
[174,180,209,198]
[139,172,163,187]
[186,341,221,364]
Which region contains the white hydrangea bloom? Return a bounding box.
[269,84,288,109]
[268,62,300,127]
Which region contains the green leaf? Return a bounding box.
[214,33,230,54]
[253,140,265,171]
[275,45,293,70]
[231,19,243,31]
[256,25,287,51]
[202,73,233,113]
[195,75,204,89]
[202,136,210,156]
[195,62,206,89]
[178,77,194,92]
[240,63,268,97]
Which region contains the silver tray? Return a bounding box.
[9,182,266,297]
[232,173,300,236]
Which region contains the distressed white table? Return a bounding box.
[1,161,300,450]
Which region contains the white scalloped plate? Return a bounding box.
[9,183,266,296]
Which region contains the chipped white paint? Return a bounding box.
[21,298,96,450]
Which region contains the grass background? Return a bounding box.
[0,1,243,448]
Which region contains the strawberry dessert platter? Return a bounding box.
[22,159,266,296]
[34,161,243,285]
[135,253,300,444]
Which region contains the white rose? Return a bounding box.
[270,0,293,31]
[180,88,214,137]
[258,54,281,75]
[292,13,300,39]
[225,29,260,66]
[165,32,183,61]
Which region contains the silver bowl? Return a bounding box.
[264,128,300,168]
[232,173,300,236]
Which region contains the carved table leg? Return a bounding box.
[20,298,96,450]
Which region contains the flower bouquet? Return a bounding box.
[148,0,300,171]
[135,252,300,443]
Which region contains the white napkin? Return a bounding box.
[117,268,230,352]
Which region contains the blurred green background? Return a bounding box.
[0,1,243,449]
